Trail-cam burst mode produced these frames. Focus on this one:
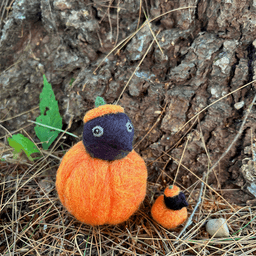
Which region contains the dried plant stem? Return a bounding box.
[179,80,256,134]
[115,30,161,104]
[134,102,167,149]
[94,6,196,74]
[173,135,190,186]
[143,9,164,55]
[0,123,13,137]
[137,0,142,30]
[0,106,39,123]
[27,120,78,138]
[163,151,235,211]
[177,173,206,240]
[178,92,256,240]
[207,93,256,175]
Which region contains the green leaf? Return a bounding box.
[8,134,40,161]
[69,78,75,86]
[95,96,106,107]
[34,75,63,150]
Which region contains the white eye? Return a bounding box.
[92,126,104,137]
[126,121,133,132]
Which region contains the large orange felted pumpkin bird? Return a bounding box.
[151,185,188,229]
[56,98,148,226]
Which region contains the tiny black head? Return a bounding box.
[164,192,188,211]
[83,113,134,161]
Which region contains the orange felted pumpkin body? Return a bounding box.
[56,104,148,226]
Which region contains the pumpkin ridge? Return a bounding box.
[106,163,114,223]
[56,142,87,204]
[101,161,112,224]
[89,157,111,225]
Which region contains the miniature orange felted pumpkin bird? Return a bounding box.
[56,98,148,226]
[151,185,188,229]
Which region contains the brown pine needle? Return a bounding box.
[93,6,196,74]
[162,151,236,211]
[173,135,190,186]
[178,80,256,134]
[137,0,142,30]
[143,9,164,56]
[207,92,256,175]
[115,29,161,104]
[134,102,167,149]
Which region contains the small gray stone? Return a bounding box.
[53,0,72,10]
[206,218,229,237]
[234,101,244,110]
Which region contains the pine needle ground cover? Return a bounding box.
[1,2,256,255]
[1,79,256,254]
[1,158,256,255]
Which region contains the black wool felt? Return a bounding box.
[83,113,134,161]
[164,192,189,210]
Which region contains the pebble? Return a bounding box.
[206,218,229,237]
[234,101,244,110]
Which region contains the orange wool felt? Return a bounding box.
[56,104,148,226]
[83,104,124,123]
[164,185,180,197]
[151,185,188,230]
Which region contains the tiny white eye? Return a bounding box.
[92,126,104,137]
[126,121,133,132]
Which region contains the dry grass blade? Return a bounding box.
[149,5,196,24]
[207,92,256,174]
[1,4,256,254]
[162,150,236,211]
[148,114,198,176]
[114,0,120,47]
[0,0,13,28]
[115,30,161,104]
[137,0,142,30]
[93,29,138,74]
[177,173,206,240]
[0,106,39,123]
[0,123,13,137]
[173,134,190,186]
[178,80,256,134]
[134,102,167,149]
[93,6,196,74]
[74,234,84,256]
[143,8,164,56]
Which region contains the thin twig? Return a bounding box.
[173,135,190,186]
[0,106,39,123]
[134,102,167,149]
[177,92,256,240]
[94,6,196,74]
[143,9,164,55]
[178,80,256,134]
[207,92,256,174]
[176,173,206,240]
[27,120,78,138]
[115,30,161,104]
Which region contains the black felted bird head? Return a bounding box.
[82,104,134,161]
